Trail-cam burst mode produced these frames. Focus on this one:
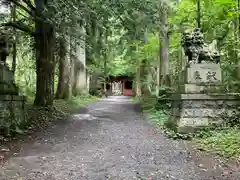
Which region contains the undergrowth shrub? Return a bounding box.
[136,94,171,129]
[195,127,240,159]
[193,110,240,159]
[220,110,240,128]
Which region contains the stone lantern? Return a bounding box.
[167,28,240,133]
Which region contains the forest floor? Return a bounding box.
[0,96,239,180]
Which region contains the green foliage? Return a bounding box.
[2,0,238,97]
[170,0,240,91]
[220,110,240,127]
[146,109,169,127]
[192,111,240,159]
[12,36,36,98]
[195,127,240,159]
[136,96,170,127]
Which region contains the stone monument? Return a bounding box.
[168,28,240,133]
[0,31,26,136]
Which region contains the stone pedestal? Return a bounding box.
[168,64,240,133]
[0,64,18,95]
[0,64,26,136]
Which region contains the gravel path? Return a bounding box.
[0,96,236,180]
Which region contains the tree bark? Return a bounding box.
[34,0,55,106]
[237,0,240,79]
[141,28,150,96]
[196,0,201,28]
[135,43,142,97]
[72,27,87,95]
[11,3,17,75]
[136,66,142,97]
[55,37,67,99]
[156,1,170,96]
[55,36,73,100]
[160,32,170,86]
[89,73,98,95]
[159,1,170,86]
[63,36,74,100]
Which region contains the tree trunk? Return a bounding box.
[140,60,151,96]
[141,28,151,96]
[11,3,17,75]
[232,1,240,80]
[156,1,170,96]
[196,0,201,28]
[55,36,73,100]
[136,67,142,97]
[89,73,98,95]
[34,0,55,106]
[135,43,142,97]
[34,25,55,106]
[55,37,67,99]
[63,36,74,100]
[159,1,170,86]
[237,0,240,79]
[156,55,160,96]
[72,28,87,95]
[160,32,170,86]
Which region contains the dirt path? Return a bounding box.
[0,96,238,180]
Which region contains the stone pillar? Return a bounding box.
[0,32,26,136]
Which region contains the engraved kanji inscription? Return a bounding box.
[206,71,217,81]
[194,71,202,81]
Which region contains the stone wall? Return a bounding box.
[0,65,18,95]
[169,94,240,133]
[0,95,26,136]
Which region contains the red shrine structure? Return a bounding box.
[106,75,135,96]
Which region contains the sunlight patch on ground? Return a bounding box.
[72,113,114,122]
[72,114,97,121]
